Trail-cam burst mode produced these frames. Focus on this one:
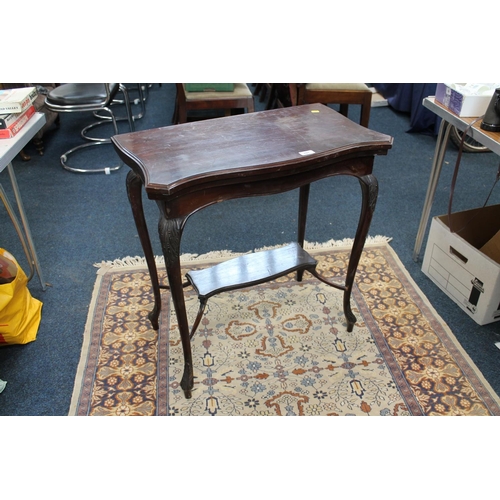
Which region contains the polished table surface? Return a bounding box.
[112,103,393,397]
[413,97,500,261]
[113,103,392,202]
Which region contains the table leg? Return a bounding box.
[158,214,194,399]
[5,163,46,290]
[0,183,35,279]
[413,119,452,261]
[344,174,378,332]
[296,183,310,281]
[126,171,161,330]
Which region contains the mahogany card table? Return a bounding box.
[112,103,393,398]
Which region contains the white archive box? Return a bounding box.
[422,204,500,325]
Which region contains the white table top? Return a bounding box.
[423,97,500,156]
[0,112,46,173]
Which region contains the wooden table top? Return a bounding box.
[112,104,393,199]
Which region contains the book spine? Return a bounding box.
[0,112,16,128]
[0,104,35,129]
[0,128,15,139]
[27,87,38,102]
[0,88,38,114]
[0,106,35,139]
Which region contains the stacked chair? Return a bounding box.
[44,83,135,173]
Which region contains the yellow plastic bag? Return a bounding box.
[0,248,42,345]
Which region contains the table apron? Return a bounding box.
[155,154,376,219]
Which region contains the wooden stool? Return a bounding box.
[173,83,255,124]
[294,83,373,128]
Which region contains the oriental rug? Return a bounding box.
[69,239,500,416]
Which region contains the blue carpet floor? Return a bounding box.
[1,83,499,415]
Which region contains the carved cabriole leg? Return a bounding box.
[343,174,378,332]
[33,138,44,156]
[19,149,31,161]
[296,183,310,282]
[157,214,194,398]
[126,171,162,330]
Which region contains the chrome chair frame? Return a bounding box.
[45,83,135,174]
[94,83,147,122]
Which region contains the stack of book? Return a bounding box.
[0,87,38,139]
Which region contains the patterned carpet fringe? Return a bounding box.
[94,235,393,269]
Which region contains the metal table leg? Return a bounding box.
[413,119,453,262]
[0,163,46,290]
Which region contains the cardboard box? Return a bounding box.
[422,204,500,325]
[435,83,497,117]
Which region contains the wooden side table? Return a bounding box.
[112,104,393,398]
